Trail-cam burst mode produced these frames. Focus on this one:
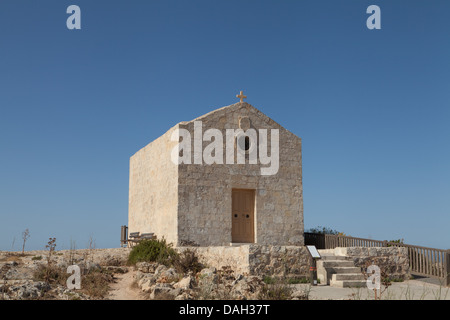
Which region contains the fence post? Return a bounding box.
[120,225,128,248]
[446,250,450,287]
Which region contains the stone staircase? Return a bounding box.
[317,251,366,288]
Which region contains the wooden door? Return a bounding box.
[231,189,255,243]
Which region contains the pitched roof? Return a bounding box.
[179,102,300,140]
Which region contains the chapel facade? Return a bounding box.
[128,98,304,247]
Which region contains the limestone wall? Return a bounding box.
[181,246,250,275]
[177,103,304,247]
[248,245,311,277]
[183,245,409,280]
[128,125,179,245]
[336,247,410,280]
[181,245,311,277]
[128,102,304,247]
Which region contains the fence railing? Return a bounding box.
[304,232,450,286]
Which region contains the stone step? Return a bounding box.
[320,255,351,261]
[321,260,355,268]
[330,280,367,288]
[325,267,362,274]
[317,249,335,255]
[317,253,366,287]
[332,273,365,281]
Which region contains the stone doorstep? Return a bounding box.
[229,243,251,247]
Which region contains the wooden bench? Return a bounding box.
[127,232,141,247]
[140,233,156,240]
[127,232,156,247]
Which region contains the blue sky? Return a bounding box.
[0,1,449,251]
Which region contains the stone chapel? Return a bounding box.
[128,93,304,247]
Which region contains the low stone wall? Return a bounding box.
[179,246,250,275]
[335,247,410,280]
[179,245,409,281]
[178,245,311,277]
[248,245,311,277]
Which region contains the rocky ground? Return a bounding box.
[0,248,309,300]
[0,248,129,300]
[135,262,256,300]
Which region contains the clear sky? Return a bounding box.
[0,1,449,251]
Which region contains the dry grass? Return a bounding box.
[33,264,115,299]
[80,270,115,299]
[33,264,70,286]
[0,255,23,263]
[171,249,203,275]
[257,278,294,300]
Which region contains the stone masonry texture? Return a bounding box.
[128,102,304,247]
[179,245,311,277]
[338,247,410,280]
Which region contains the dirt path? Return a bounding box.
[108,268,145,300]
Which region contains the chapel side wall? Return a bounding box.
[128,125,179,245]
[177,103,304,247]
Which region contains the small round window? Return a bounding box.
[244,136,250,151]
[237,135,251,152]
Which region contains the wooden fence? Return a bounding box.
[304,232,450,286]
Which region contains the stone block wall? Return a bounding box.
[128,124,180,245]
[180,245,311,277]
[186,245,410,281]
[129,102,304,247]
[336,247,410,280]
[180,246,250,275]
[177,103,304,247]
[248,245,311,277]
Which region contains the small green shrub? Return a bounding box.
[387,239,404,247]
[287,277,310,284]
[127,238,177,266]
[263,276,276,284]
[32,255,42,261]
[305,226,342,235]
